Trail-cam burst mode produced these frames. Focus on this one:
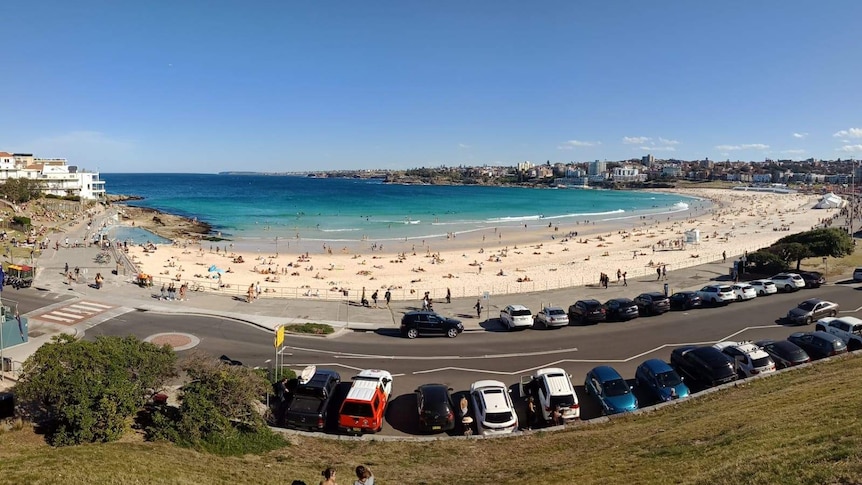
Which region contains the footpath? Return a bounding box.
[0,210,820,388]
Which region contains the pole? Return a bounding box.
[345,290,349,330]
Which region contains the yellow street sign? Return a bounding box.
[274,325,285,348]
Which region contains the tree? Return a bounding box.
[768,242,812,270]
[146,352,283,455]
[16,334,176,446]
[776,228,854,270]
[0,178,42,203]
[745,249,788,274]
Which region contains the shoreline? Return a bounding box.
[115,188,831,301]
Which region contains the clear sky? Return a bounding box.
[2,1,861,173]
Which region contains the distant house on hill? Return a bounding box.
[0,152,105,200]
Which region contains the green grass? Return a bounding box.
[284,323,334,335]
[3,354,862,484]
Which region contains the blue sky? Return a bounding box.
[2,1,861,173]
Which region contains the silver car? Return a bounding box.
[786,298,839,325]
[535,306,569,328]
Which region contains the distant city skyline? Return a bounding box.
[1,1,861,173]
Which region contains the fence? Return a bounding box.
[136,250,726,302]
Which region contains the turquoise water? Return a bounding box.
[103,225,171,245]
[103,173,703,242]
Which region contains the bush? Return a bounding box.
[11,216,31,228]
[16,334,177,446]
[745,250,787,274]
[284,323,334,335]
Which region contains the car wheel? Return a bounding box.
[830,310,837,317]
[849,341,862,352]
[806,316,813,325]
[785,284,793,292]
[406,328,419,339]
[736,295,742,301]
[447,327,459,338]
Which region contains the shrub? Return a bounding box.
[16,334,177,446]
[745,250,787,274]
[284,323,334,335]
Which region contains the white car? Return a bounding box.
[531,368,580,422]
[770,273,806,292]
[534,306,569,328]
[470,380,518,435]
[500,304,533,331]
[696,285,736,305]
[815,316,862,351]
[731,283,757,301]
[713,341,776,377]
[748,280,778,296]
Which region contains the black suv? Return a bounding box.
[400,311,464,339]
[285,369,341,431]
[797,271,825,288]
[669,291,703,311]
[634,292,671,316]
[670,346,737,389]
[568,299,606,325]
[787,331,847,360]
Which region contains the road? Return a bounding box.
[83,282,862,436]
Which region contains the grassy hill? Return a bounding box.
[2,353,862,485]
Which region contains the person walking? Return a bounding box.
[371,290,378,308]
[384,289,391,307]
[722,250,727,262]
[64,262,69,275]
[474,299,482,318]
[656,267,662,281]
[446,287,451,304]
[526,395,537,430]
[662,265,667,280]
[247,284,255,303]
[160,283,167,300]
[623,271,628,286]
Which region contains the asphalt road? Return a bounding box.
[83,282,862,437]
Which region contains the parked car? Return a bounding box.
[748,279,778,296]
[755,339,811,369]
[854,267,862,282]
[634,292,671,316]
[785,298,839,325]
[285,368,341,431]
[584,366,638,415]
[815,316,862,351]
[712,341,775,377]
[499,304,533,331]
[797,270,825,288]
[696,284,735,305]
[670,346,737,389]
[525,368,580,422]
[770,273,806,292]
[400,311,464,338]
[731,283,757,301]
[338,369,393,434]
[635,359,689,403]
[787,331,848,360]
[469,380,518,435]
[534,306,569,328]
[668,291,703,311]
[415,384,456,433]
[603,298,640,321]
[568,299,606,325]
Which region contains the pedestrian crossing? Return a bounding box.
[32,301,116,326]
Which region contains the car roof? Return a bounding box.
[607,297,634,304]
[639,358,674,373]
[590,365,624,381]
[734,342,770,359]
[750,279,774,284]
[672,291,696,296]
[640,292,666,298]
[354,369,392,381]
[404,310,438,316]
[791,331,842,343]
[471,379,507,392]
[733,283,752,288]
[832,316,862,326]
[801,298,825,304]
[577,299,602,305]
[538,372,575,396]
[506,304,530,312]
[544,306,565,312]
[417,383,450,399]
[690,346,731,364]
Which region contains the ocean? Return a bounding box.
[102,173,700,243]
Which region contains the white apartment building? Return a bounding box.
[612,166,647,182]
[0,152,106,200]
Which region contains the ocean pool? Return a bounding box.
[104,226,171,245]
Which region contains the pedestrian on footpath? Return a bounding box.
[384,289,391,307]
[623,272,628,286]
[64,262,69,275]
[662,265,667,280]
[371,290,378,308]
[475,299,482,318]
[656,267,661,281]
[446,287,451,304]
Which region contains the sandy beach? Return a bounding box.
[121,189,833,302]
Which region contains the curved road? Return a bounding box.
[83,283,862,436]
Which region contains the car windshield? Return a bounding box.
[603,378,630,397]
[548,308,565,316]
[752,356,773,368]
[656,370,682,388]
[797,301,816,311]
[484,411,514,424]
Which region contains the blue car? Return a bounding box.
[584,366,638,415]
[635,359,690,403]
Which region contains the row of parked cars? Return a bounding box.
[285,315,862,435]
